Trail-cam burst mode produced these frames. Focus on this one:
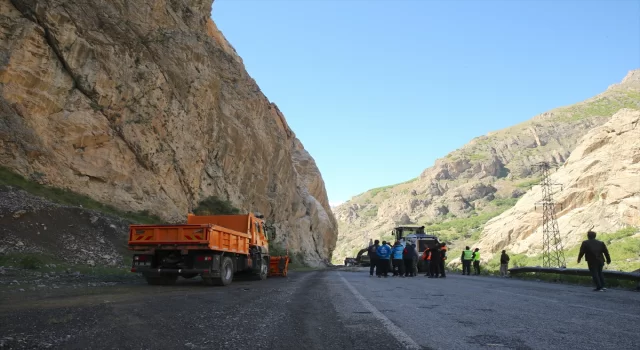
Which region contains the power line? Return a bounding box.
[532,162,567,268]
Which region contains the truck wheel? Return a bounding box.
[144,274,177,286]
[217,256,234,286]
[204,256,234,286]
[256,257,268,280]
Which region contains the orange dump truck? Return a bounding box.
[128,213,273,286]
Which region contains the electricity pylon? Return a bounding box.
[533,162,566,268]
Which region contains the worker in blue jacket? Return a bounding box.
[376,241,391,278]
[391,241,405,277]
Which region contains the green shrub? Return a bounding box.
[193,196,240,215]
[19,256,43,269]
[516,178,541,189]
[369,185,393,198]
[362,206,378,217]
[492,197,518,207]
[268,241,288,257]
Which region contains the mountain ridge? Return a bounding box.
[0,0,337,266]
[333,69,640,264]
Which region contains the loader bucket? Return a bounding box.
[268,256,290,277]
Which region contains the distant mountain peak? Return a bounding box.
[608,68,640,90]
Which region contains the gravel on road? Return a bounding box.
[1,268,639,349]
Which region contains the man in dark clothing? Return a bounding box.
[368,240,380,277]
[439,243,448,278]
[403,242,417,277]
[422,248,431,277]
[578,231,611,291]
[429,244,441,278]
[500,250,510,277]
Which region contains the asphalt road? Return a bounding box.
[1,268,639,349]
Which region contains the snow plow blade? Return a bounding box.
[268,256,290,277]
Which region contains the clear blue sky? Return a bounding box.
[211,0,640,205]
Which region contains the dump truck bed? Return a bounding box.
[128,224,250,255]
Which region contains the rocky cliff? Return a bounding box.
[478,108,640,257]
[0,0,337,265]
[333,69,640,263]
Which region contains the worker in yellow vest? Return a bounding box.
[472,248,481,275]
[460,246,473,275]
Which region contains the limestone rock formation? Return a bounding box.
[0,0,337,265]
[332,69,640,263]
[477,108,640,258]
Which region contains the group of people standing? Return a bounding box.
[366,240,451,278]
[367,240,420,277]
[421,243,448,278]
[460,246,482,275]
[367,241,510,278]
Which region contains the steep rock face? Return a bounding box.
[0,0,337,265]
[477,108,640,258]
[332,69,640,262]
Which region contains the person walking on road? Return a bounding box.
[439,243,448,278]
[500,250,510,277]
[376,240,391,278]
[577,231,612,292]
[472,248,481,275]
[391,241,405,277]
[461,246,473,275]
[368,240,380,277]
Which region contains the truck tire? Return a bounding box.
[255,257,268,280]
[203,256,234,286]
[144,273,177,286]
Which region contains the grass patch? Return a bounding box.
[0,166,162,224]
[491,197,518,207]
[18,255,44,270]
[478,227,640,273]
[192,196,240,215]
[556,94,640,122]
[0,252,132,276]
[516,177,541,189]
[362,206,378,217]
[369,185,393,198]
[467,153,488,161]
[423,197,517,242]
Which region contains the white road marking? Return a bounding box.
[490,288,640,319]
[338,272,422,350]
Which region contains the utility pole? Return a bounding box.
[533,162,566,268]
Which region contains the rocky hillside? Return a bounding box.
[333,69,640,263]
[478,108,640,258]
[0,0,337,265]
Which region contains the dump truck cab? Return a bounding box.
[128,212,275,286]
[392,225,426,246]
